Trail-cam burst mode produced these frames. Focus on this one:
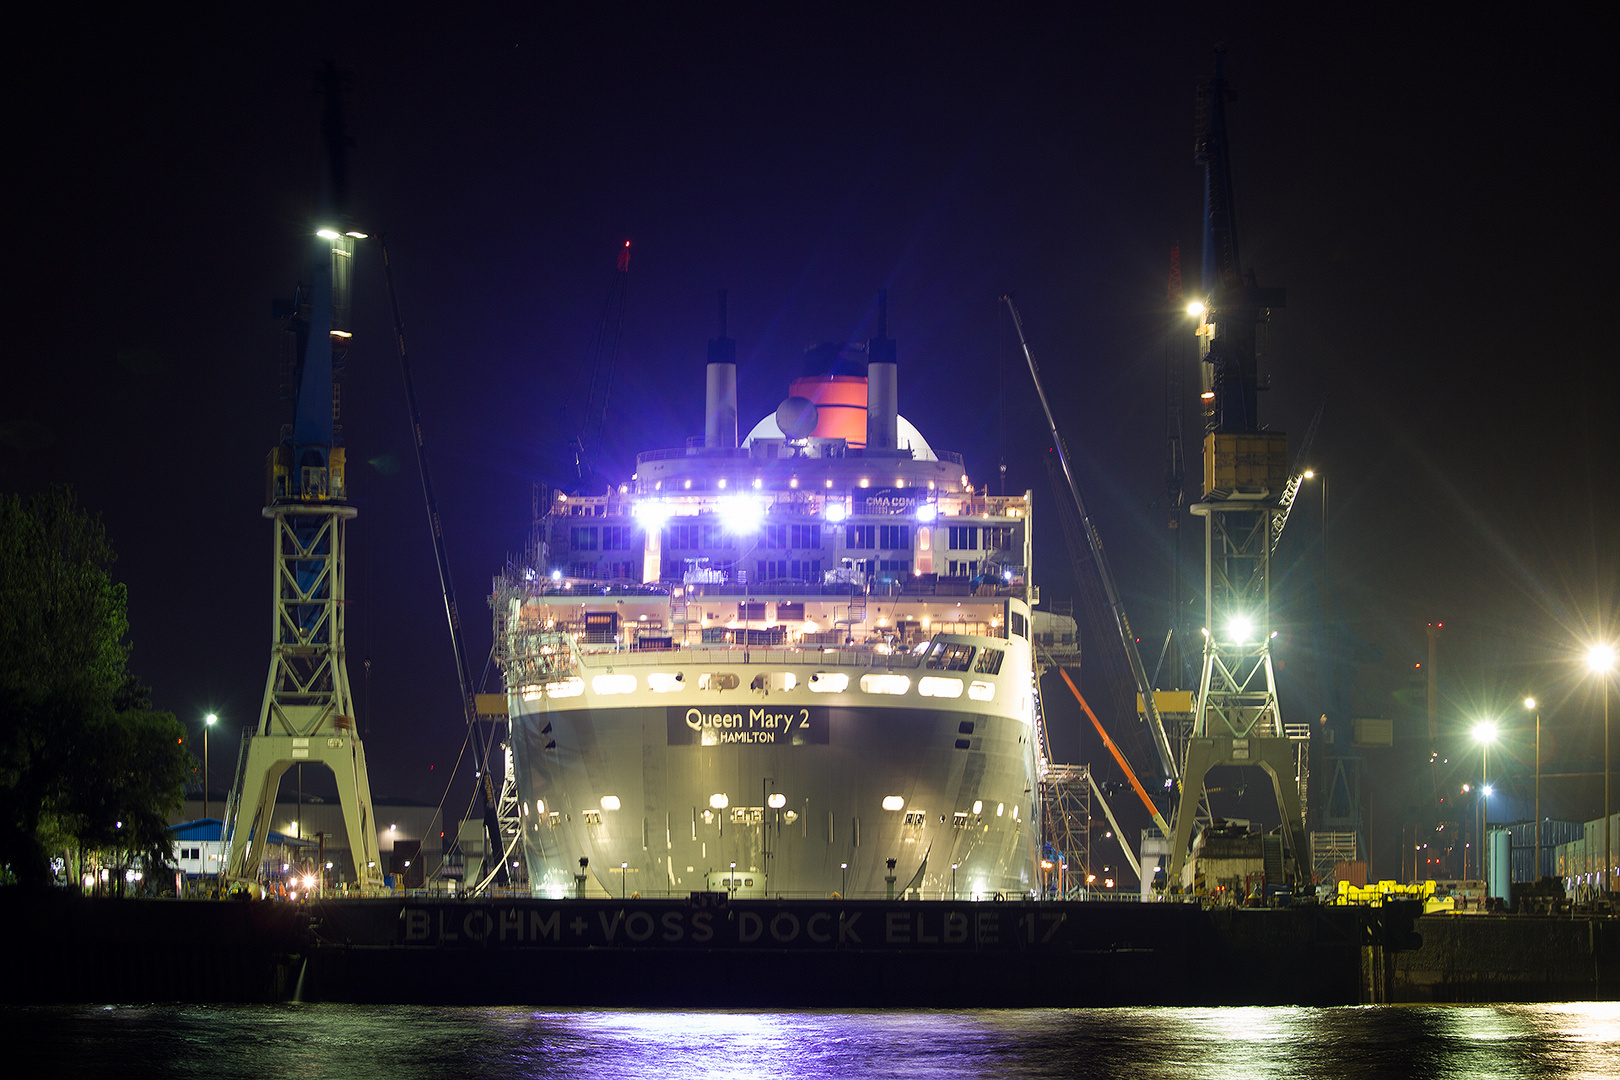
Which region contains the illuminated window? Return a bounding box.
[860,673,911,695]
[546,677,585,698]
[809,672,849,693]
[591,674,636,695]
[918,676,964,698]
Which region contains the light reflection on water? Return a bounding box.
[7,1002,1620,1080]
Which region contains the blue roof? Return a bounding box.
[169,819,313,847]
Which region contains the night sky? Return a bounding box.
[9,8,1616,878]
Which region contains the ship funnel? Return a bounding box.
[866,289,898,451]
[705,289,738,448]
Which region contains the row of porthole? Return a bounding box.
[526,672,998,701]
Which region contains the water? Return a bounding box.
[7,1003,1619,1079]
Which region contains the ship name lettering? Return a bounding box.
[438,910,458,941]
[599,910,625,941]
[691,911,714,942]
[838,912,863,944]
[976,911,998,943]
[944,911,968,943]
[661,911,684,941]
[915,913,938,944]
[885,911,910,943]
[464,911,493,941]
[403,909,429,941]
[499,908,524,941]
[770,912,801,942]
[738,911,764,942]
[806,911,832,943]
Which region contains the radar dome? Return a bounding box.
[775,396,819,439]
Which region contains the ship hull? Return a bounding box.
[511,657,1040,900]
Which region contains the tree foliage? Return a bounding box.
[0,487,192,888]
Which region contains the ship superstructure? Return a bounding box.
[494,294,1063,899]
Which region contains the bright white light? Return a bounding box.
[809,672,849,693]
[535,800,545,814]
[1302,469,1316,479]
[303,875,315,888]
[972,800,983,815]
[546,676,585,698]
[344,230,368,239]
[824,501,848,523]
[591,673,636,695]
[647,672,685,693]
[550,569,562,582]
[1187,300,1206,317]
[1472,720,1498,745]
[916,503,938,523]
[1524,697,1537,710]
[600,795,621,811]
[205,713,217,726]
[316,228,341,239]
[767,793,786,809]
[1481,784,1494,798]
[1226,615,1254,644]
[710,793,729,810]
[968,681,996,702]
[860,673,911,695]
[996,803,1005,817]
[720,496,763,533]
[633,500,675,527]
[1588,644,1618,673]
[882,796,905,811]
[918,676,964,698]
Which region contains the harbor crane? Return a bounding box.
[222,65,383,892]
[1168,50,1311,889]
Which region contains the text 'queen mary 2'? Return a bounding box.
[493,295,1071,900]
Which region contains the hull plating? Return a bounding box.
[512,692,1040,900]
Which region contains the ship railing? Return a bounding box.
[575,645,926,670]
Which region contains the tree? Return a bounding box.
[0,487,192,888]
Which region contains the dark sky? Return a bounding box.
[8,7,1616,876]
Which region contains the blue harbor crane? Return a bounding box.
[222,64,383,892]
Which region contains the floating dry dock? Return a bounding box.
[11,891,1615,1007]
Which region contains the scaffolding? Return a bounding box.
[1040,763,1092,897]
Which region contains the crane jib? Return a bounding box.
[1000,295,1179,784]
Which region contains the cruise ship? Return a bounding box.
[493,294,1072,899]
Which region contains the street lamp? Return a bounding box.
[1472,720,1498,889]
[203,713,217,821]
[1525,697,1540,880]
[1588,644,1617,896]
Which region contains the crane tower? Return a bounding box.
[1167,52,1310,888]
[222,67,383,891]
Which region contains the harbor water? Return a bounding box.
[7,1002,1619,1079]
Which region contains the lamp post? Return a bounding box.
[1525,697,1540,879]
[203,713,217,821]
[1588,644,1617,896]
[1472,720,1498,888]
